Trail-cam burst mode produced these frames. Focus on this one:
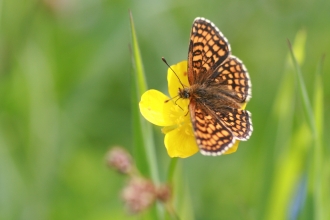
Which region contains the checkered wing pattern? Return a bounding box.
[190,102,236,156]
[215,108,253,141]
[210,55,252,103]
[188,17,231,85]
[185,17,253,156]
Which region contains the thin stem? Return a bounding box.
[167,158,179,184]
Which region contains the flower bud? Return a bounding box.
[121,177,156,214]
[106,147,133,174]
[156,184,172,203]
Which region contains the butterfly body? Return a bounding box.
[180,17,253,156]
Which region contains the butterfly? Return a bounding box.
[178,17,253,156]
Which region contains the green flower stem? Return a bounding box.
[165,158,180,220]
[167,157,179,184]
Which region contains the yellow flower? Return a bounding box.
[139,61,242,158]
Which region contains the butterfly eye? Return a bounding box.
[183,90,190,99]
[178,88,190,99]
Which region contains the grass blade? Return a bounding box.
[264,30,308,220]
[311,55,326,220]
[287,39,316,138]
[288,34,325,220]
[129,11,159,183]
[129,11,161,219]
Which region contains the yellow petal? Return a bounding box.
[240,102,247,110]
[164,121,198,158]
[223,140,240,154]
[139,90,173,126]
[167,61,189,99]
[163,97,189,127]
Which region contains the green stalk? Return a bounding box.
[167,158,179,184]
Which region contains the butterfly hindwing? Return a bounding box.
[189,101,236,156]
[215,107,253,141]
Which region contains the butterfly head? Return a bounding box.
[178,87,190,99]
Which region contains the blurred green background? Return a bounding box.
[0,0,329,219]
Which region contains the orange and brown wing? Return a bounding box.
[215,107,253,141]
[188,17,231,85]
[210,55,252,103]
[189,101,236,156]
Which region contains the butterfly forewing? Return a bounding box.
[188,17,231,85]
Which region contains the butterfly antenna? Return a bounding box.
[164,94,184,110]
[164,94,179,103]
[162,57,185,88]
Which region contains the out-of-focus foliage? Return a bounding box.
[0,0,329,219]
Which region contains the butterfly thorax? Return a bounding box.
[178,84,241,110]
